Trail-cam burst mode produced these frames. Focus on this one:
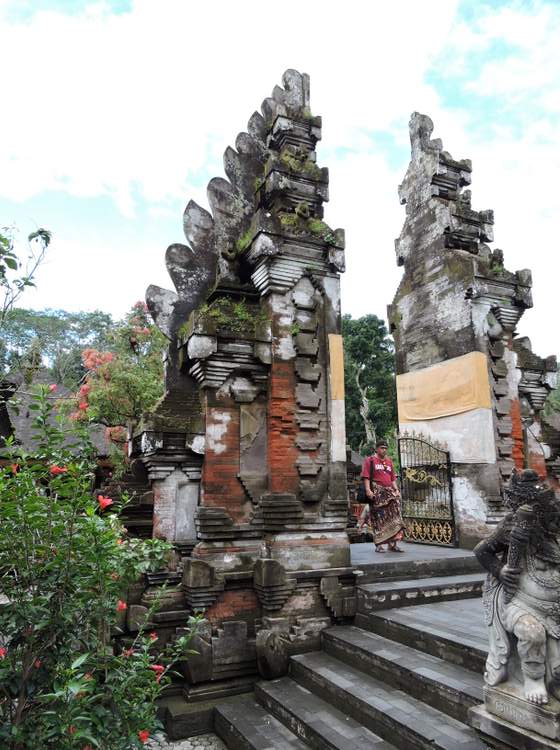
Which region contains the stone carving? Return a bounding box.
[474,471,560,731]
[253,558,296,611]
[320,574,357,619]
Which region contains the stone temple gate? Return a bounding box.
[129,69,355,699]
[388,113,559,548]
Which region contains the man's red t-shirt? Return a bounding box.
[361,453,396,488]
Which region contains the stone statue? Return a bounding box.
[474,469,560,706]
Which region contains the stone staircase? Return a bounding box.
[212,566,489,749]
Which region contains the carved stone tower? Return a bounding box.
[132,70,354,697]
[388,114,558,547]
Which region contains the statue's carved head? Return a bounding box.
[505,469,555,512]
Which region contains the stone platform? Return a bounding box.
[351,541,482,583]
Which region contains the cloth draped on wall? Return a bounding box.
[396,351,492,422]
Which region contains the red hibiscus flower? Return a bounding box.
[78,401,88,411]
[149,632,158,641]
[0,647,7,659]
[149,664,164,674]
[138,730,150,744]
[116,599,127,612]
[50,465,67,475]
[97,495,113,511]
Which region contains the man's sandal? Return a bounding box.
[375,546,386,553]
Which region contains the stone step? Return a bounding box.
[352,544,481,584]
[359,599,488,674]
[291,651,484,750]
[255,676,396,749]
[356,573,486,613]
[322,626,483,723]
[214,694,308,749]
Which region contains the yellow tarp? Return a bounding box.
[328,334,345,400]
[397,351,492,422]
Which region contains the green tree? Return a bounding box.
[0,386,198,749]
[72,302,166,428]
[342,314,397,455]
[0,227,51,332]
[1,308,114,386]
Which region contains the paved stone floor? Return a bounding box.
[350,540,476,566]
[146,732,226,750]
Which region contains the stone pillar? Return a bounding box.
[389,113,558,547]
[143,70,355,696]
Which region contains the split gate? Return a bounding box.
[397,435,457,547]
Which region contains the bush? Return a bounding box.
[0,386,198,749]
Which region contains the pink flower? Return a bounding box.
[0,647,7,659]
[49,465,67,475]
[79,383,90,396]
[48,383,57,392]
[97,495,113,511]
[149,664,164,674]
[10,463,19,474]
[149,632,158,642]
[116,599,127,612]
[68,725,77,736]
[122,648,134,658]
[138,730,150,744]
[78,401,88,411]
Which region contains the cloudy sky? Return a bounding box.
[0,0,558,356]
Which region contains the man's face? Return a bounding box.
[377,445,388,458]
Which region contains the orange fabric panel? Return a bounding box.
[397,351,492,421]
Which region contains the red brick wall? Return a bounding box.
[268,359,299,494]
[510,398,525,471]
[205,589,259,624]
[202,399,249,524]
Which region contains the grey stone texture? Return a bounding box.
[146,732,225,750]
[470,470,560,747]
[389,112,559,546]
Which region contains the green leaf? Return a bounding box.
[71,653,89,670]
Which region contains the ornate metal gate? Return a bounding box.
[397,435,457,547]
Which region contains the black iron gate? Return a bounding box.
[397,435,457,547]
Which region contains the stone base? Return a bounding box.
[470,704,560,750]
[485,682,560,740]
[182,674,256,703]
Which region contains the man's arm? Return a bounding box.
[362,457,374,500]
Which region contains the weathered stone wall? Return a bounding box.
[129,70,355,697]
[389,113,559,546]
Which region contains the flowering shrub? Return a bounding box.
[0,386,198,749]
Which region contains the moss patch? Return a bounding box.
[194,297,267,337]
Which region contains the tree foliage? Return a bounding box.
[68,302,166,429]
[0,227,51,333]
[0,386,198,749]
[0,308,114,386]
[342,314,397,455]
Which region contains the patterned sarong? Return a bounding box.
[369,484,405,546]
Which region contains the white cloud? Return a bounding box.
[0,0,558,361]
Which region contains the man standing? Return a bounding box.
[362,439,405,553]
